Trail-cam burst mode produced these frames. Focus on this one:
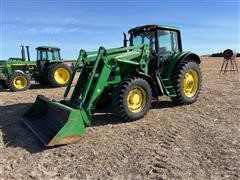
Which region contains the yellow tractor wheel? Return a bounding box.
[172,61,202,105]
[127,87,147,113]
[54,67,70,85]
[183,69,199,98]
[8,72,31,91]
[47,63,72,87]
[113,77,152,121]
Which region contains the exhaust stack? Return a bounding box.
[25,46,30,61]
[21,45,26,61]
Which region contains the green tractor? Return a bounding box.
[23,24,202,146]
[0,45,72,91]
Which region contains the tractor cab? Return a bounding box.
[36,46,62,72]
[128,25,182,71]
[36,46,61,62]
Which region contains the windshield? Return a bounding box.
[131,31,155,51]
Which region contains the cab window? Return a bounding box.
[158,30,179,53]
[41,51,47,60]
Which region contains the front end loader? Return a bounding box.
[23,24,202,146]
[23,45,150,146]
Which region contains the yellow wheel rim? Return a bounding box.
[127,87,147,113]
[54,67,70,84]
[183,69,199,98]
[13,76,27,89]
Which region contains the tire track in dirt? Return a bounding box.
[147,120,186,179]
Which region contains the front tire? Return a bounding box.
[113,77,152,121]
[8,72,31,91]
[171,61,202,105]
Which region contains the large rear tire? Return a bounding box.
[47,63,72,87]
[171,61,202,105]
[113,77,152,121]
[8,72,31,91]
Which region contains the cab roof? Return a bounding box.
[128,24,180,34]
[36,46,60,51]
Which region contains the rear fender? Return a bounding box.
[164,52,201,78]
[46,62,62,67]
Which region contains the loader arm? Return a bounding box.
[64,44,149,114]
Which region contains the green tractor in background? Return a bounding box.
[0,45,72,91]
[23,24,202,146]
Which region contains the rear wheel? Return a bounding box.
[8,72,31,91]
[113,77,152,121]
[47,63,72,87]
[171,61,202,105]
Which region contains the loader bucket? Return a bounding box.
[22,95,89,146]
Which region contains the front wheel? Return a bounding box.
[171,61,202,105]
[113,77,152,121]
[8,72,31,91]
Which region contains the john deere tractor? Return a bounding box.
[0,45,72,91]
[23,24,202,146]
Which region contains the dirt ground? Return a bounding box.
[0,57,239,179]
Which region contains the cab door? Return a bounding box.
[36,50,48,72]
[156,30,180,72]
[157,30,179,62]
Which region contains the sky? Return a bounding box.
[0,0,239,60]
